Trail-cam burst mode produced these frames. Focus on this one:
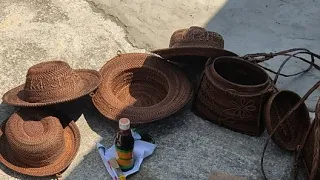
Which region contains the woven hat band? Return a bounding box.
[170,40,223,49]
[169,26,224,49]
[4,113,66,167]
[23,72,84,103]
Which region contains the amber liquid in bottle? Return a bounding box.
[115,118,134,172]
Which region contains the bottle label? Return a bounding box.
[115,146,134,171]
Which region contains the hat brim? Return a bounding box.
[151,47,238,60]
[0,120,80,177]
[2,70,101,107]
[92,53,193,124]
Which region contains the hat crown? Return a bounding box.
[169,26,224,49]
[4,110,65,167]
[23,61,84,103]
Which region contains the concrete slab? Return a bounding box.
[0,0,319,180]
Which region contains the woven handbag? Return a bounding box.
[301,97,320,180]
[255,48,320,180]
[192,56,275,136]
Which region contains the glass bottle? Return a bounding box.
[115,118,134,172]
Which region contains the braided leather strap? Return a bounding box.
[242,48,320,84]
[260,81,320,180]
[258,48,320,180]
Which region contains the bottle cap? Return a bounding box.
[119,118,130,130]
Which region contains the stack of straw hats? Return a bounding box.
[0,61,101,177]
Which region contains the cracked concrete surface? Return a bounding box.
[85,0,228,50]
[0,0,319,180]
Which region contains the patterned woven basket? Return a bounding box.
[91,53,193,124]
[192,56,274,136]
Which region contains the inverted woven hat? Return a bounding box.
[0,108,80,177]
[151,26,237,61]
[2,60,101,107]
[91,53,193,124]
[263,90,311,151]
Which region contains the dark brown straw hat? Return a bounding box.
[2,60,101,107]
[0,108,80,177]
[91,53,193,124]
[263,90,311,151]
[151,26,237,60]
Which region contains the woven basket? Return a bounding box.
[192,56,274,136]
[302,98,320,180]
[263,90,311,151]
[91,53,193,124]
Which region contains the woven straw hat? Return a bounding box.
[2,60,101,107]
[91,53,193,124]
[0,108,80,177]
[263,90,311,151]
[151,26,237,60]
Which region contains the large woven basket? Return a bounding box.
[192,56,274,136]
[91,53,193,124]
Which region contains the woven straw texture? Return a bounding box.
[0,108,80,177]
[2,60,101,107]
[151,26,237,60]
[193,56,274,136]
[91,53,193,124]
[263,90,310,151]
[302,98,320,180]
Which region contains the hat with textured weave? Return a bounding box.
[0,108,80,177]
[91,53,193,124]
[151,26,237,61]
[2,60,101,107]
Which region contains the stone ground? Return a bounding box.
[0,0,319,179]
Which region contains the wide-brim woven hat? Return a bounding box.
[263,90,311,151]
[151,26,237,60]
[2,60,101,107]
[91,53,193,124]
[0,108,80,177]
